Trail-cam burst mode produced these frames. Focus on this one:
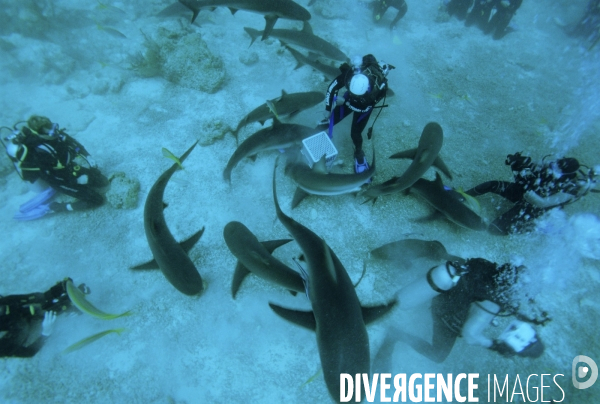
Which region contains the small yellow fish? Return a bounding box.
[63,328,126,354]
[96,0,126,14]
[96,24,127,39]
[456,188,481,215]
[428,92,443,100]
[265,100,279,119]
[66,280,131,320]
[162,147,183,169]
[301,368,322,386]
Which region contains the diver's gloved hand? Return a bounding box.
[489,339,516,357]
[76,174,89,185]
[317,118,329,127]
[13,203,53,221]
[523,190,574,208]
[41,311,57,337]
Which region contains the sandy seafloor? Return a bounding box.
[1,0,599,403]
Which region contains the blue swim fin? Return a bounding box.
[19,187,57,213]
[14,203,52,221]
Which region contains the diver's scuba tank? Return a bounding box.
[396,260,468,309]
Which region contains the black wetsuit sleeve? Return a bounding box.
[61,132,90,157]
[0,335,46,358]
[325,74,346,112]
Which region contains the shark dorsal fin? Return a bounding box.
[280,89,288,98]
[262,15,278,40]
[228,7,238,15]
[271,116,282,127]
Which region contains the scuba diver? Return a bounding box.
[0,278,88,358]
[374,258,549,366]
[319,54,393,174]
[372,0,408,30]
[446,0,523,39]
[466,152,597,235]
[446,0,474,20]
[1,116,109,220]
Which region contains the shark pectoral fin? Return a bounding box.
[389,148,417,160]
[288,290,298,296]
[248,154,258,162]
[130,258,159,270]
[353,261,368,288]
[268,303,316,331]
[361,299,398,326]
[179,227,206,254]
[262,15,278,40]
[291,187,309,209]
[261,238,294,254]
[433,155,453,180]
[313,155,328,174]
[231,261,251,299]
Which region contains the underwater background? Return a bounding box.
[0,0,599,402]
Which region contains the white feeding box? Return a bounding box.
[301,131,338,169]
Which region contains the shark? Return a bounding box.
[232,90,324,142]
[223,118,315,183]
[361,122,446,203]
[178,0,311,39]
[370,238,464,264]
[409,173,488,231]
[284,45,340,80]
[285,147,376,208]
[223,221,304,298]
[130,142,205,296]
[244,22,348,62]
[270,159,396,401]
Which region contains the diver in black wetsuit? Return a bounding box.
[0,279,87,358]
[447,0,523,39]
[446,0,473,20]
[1,116,109,220]
[321,54,393,174]
[372,0,408,30]
[466,152,597,235]
[374,258,548,366]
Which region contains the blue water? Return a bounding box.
[0,0,599,403]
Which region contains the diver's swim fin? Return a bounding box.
[14,203,52,221]
[19,187,57,213]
